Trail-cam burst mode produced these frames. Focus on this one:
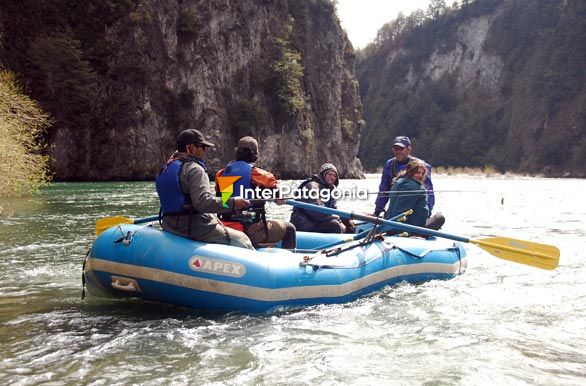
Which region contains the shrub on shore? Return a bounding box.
[0,68,52,198]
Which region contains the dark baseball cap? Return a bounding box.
[393,136,411,147]
[176,129,215,149]
[236,136,259,153]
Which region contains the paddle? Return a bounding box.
[95,215,159,236]
[285,200,560,270]
[313,209,413,250]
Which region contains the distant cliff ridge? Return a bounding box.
[0,0,364,180]
[357,0,585,177]
[424,13,503,93]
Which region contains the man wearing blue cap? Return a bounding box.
[372,136,443,229]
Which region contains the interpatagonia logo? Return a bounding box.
[216,176,241,208]
[238,185,368,201]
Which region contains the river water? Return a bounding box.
[0,175,584,385]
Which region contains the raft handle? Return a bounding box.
[111,276,141,293]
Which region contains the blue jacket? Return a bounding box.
[290,175,338,223]
[374,155,434,216]
[385,177,429,227]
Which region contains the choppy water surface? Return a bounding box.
[0,176,584,385]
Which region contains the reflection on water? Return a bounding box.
[0,176,584,385]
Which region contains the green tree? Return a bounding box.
[427,0,447,20]
[270,22,307,118]
[27,32,98,130]
[0,68,52,198]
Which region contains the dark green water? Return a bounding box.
[0,177,584,385]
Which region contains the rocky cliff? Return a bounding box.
[0,0,364,180]
[422,12,503,93]
[357,0,585,176]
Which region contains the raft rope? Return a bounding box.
[300,242,390,271]
[301,234,461,271]
[382,239,461,259]
[455,245,464,273]
[81,249,90,299]
[323,233,385,257]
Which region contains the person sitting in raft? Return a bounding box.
[373,136,444,230]
[215,136,296,249]
[385,159,445,231]
[290,163,348,234]
[155,129,254,249]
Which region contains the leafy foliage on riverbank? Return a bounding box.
[0,68,52,197]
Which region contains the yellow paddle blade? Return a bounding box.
[95,216,133,236]
[471,237,560,270]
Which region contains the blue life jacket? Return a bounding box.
[155,159,191,215]
[221,160,253,198]
[219,160,266,224]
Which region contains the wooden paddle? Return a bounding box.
[95,215,159,236]
[285,200,560,270]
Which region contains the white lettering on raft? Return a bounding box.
[189,256,246,277]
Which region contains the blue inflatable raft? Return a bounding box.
[83,223,467,313]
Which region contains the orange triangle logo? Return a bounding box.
[217,176,241,193]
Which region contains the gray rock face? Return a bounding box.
[424,14,503,93]
[416,12,504,95]
[50,0,364,180]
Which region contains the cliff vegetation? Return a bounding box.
[357,0,585,177]
[0,0,363,180]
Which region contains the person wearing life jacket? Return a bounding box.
[155,129,254,249]
[386,159,435,229]
[215,136,296,249]
[372,136,443,230]
[289,163,346,234]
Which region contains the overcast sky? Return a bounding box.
[336,0,432,49]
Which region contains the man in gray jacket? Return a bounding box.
[156,129,254,249]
